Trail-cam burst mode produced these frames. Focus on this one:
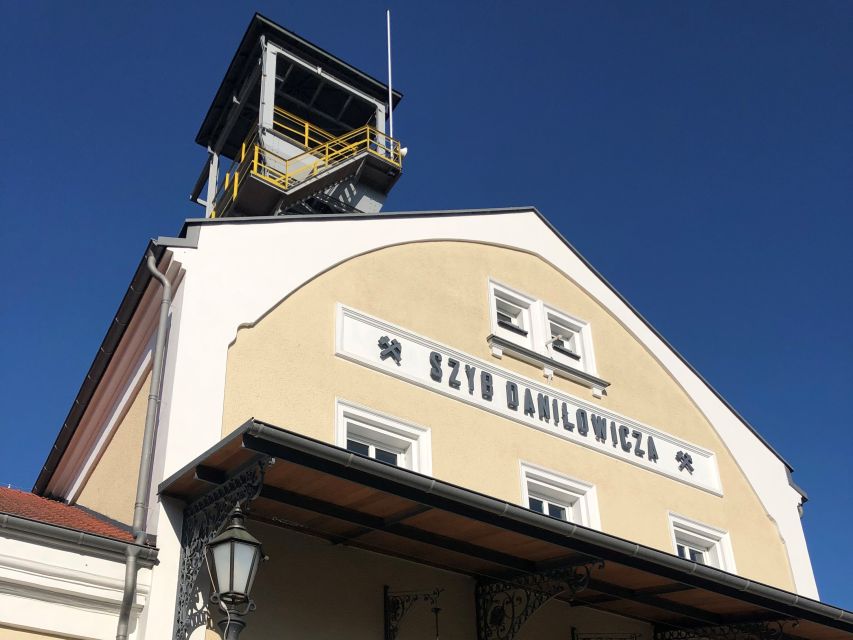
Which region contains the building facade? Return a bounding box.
[2,13,851,640]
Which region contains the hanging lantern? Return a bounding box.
[205,504,265,610]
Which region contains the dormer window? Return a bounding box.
[490,282,534,349]
[496,297,528,335]
[487,280,605,395]
[545,308,590,371]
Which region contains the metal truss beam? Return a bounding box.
[476,560,605,640]
[655,620,801,640]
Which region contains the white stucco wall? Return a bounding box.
[0,535,150,640]
[136,209,817,636]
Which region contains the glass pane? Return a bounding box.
[547,503,567,520]
[676,544,687,559]
[347,439,370,456]
[496,299,523,327]
[211,543,233,593]
[528,497,544,513]
[375,447,398,465]
[232,541,257,594]
[690,548,705,564]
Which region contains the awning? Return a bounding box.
[160,420,853,640]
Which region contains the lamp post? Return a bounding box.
[205,504,265,640]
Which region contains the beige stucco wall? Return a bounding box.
[0,627,67,639]
[76,370,151,525]
[222,241,795,590]
[239,522,649,640]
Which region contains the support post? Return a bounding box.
[205,151,219,218]
[259,37,277,133]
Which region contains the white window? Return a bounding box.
[489,281,535,349]
[520,463,600,529]
[544,306,593,373]
[335,400,432,474]
[668,513,736,572]
[488,281,600,393]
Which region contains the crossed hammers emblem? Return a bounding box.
[378,335,403,366]
[676,451,694,474]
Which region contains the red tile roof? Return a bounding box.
[0,486,134,543]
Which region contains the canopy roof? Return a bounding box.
[160,420,852,640]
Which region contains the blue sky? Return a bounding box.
[1,1,851,607]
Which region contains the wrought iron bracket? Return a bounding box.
[655,620,800,640]
[384,585,444,640]
[173,457,270,640]
[476,560,605,640]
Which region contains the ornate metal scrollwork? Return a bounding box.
[384,586,444,640]
[655,620,800,640]
[173,459,269,640]
[476,560,605,640]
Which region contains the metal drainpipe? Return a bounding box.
[116,249,171,640]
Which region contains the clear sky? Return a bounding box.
[1,0,851,607]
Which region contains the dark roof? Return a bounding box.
[0,486,133,543]
[161,421,852,639]
[196,13,403,149]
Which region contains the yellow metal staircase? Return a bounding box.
[210,108,402,218]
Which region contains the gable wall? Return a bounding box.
[221,241,796,590]
[75,370,151,525]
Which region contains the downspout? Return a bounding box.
[116,250,171,640]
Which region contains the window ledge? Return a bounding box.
[497,319,529,336]
[487,334,610,397]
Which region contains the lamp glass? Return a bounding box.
[211,541,233,594]
[232,540,257,594]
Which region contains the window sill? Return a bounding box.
[497,319,529,336]
[487,334,610,398]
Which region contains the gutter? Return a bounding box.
[239,420,850,630]
[116,251,172,640]
[0,512,157,567]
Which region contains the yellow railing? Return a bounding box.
[209,123,402,218]
[272,106,337,149]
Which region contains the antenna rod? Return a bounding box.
[386,9,393,140]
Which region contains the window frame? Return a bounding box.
[489,281,535,350]
[520,462,601,529]
[335,399,432,474]
[668,513,736,572]
[543,305,597,376]
[488,280,601,392]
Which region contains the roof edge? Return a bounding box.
[0,511,158,567]
[161,421,849,629]
[32,242,168,496]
